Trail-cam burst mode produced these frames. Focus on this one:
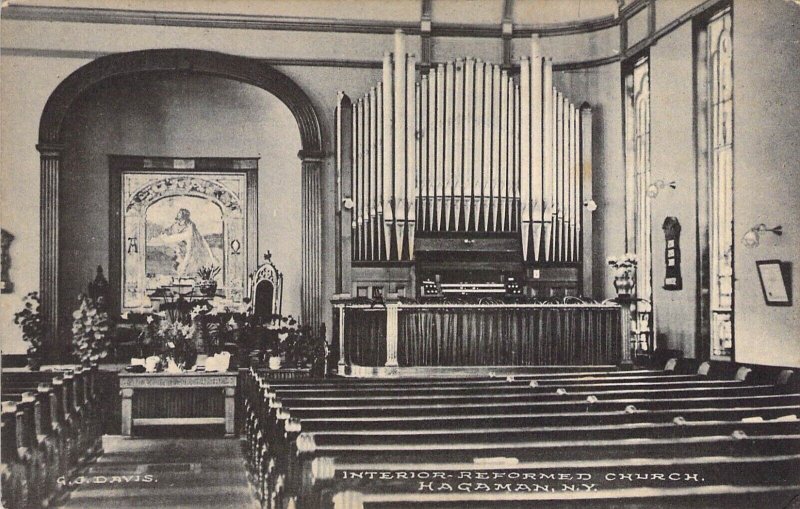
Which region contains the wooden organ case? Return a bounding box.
[335,32,593,300]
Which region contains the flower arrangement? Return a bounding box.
[155,318,198,370]
[607,253,638,297]
[196,265,220,281]
[14,292,44,370]
[195,266,220,296]
[139,314,198,370]
[607,253,638,272]
[72,294,112,367]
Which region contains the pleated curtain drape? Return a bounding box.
[343,305,621,367]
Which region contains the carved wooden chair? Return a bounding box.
[248,252,283,322]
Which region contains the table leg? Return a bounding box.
[224,387,235,437]
[120,388,134,437]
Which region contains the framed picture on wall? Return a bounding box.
[755,260,792,306]
[109,156,258,314]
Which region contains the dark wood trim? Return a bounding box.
[3,3,619,39]
[620,14,629,53]
[620,0,649,20]
[1,5,420,34]
[648,0,657,38]
[5,47,623,73]
[515,16,618,38]
[2,48,384,68]
[553,55,622,72]
[420,0,433,67]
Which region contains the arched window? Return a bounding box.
[698,7,734,359]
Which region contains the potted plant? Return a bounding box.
[282,325,328,376]
[195,265,220,296]
[71,294,112,368]
[607,253,638,298]
[13,292,44,370]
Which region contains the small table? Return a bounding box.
[119,371,237,437]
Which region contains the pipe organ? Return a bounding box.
[336,32,593,299]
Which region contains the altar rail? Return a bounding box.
[334,301,623,369]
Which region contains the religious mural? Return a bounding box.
[121,172,249,311]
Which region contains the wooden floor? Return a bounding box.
[59,435,259,509]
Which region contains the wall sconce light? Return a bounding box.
[583,199,598,212]
[342,197,355,210]
[646,180,677,198]
[742,224,783,248]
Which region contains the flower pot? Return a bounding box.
[198,280,218,297]
[268,355,282,370]
[613,271,635,298]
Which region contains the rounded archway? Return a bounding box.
[37,49,325,355]
[39,49,322,152]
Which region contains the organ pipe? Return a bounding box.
[340,32,591,263]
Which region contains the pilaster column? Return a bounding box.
[580,105,594,296]
[616,296,634,365]
[337,304,346,369]
[385,298,399,368]
[36,143,62,360]
[299,151,325,332]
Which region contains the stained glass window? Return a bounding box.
[624,55,652,353]
[707,8,734,358]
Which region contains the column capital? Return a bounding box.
[297,150,327,163]
[36,143,64,158]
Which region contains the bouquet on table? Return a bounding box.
[138,313,197,372]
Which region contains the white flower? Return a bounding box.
[146,315,154,324]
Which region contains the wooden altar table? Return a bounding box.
[119,371,237,438]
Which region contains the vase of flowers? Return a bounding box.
[607,253,637,298]
[196,265,220,297]
[71,294,111,368]
[154,318,198,370]
[14,292,44,370]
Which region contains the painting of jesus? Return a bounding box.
[145,197,223,280]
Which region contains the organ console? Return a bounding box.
[336,31,593,300]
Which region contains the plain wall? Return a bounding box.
[732,0,800,367]
[649,23,697,358]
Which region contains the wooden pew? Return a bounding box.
[240,368,800,509]
[271,385,783,407]
[2,402,30,509]
[1,367,103,507]
[295,419,800,447]
[261,379,746,397]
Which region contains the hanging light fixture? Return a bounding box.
[742,224,783,248]
[646,179,677,199]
